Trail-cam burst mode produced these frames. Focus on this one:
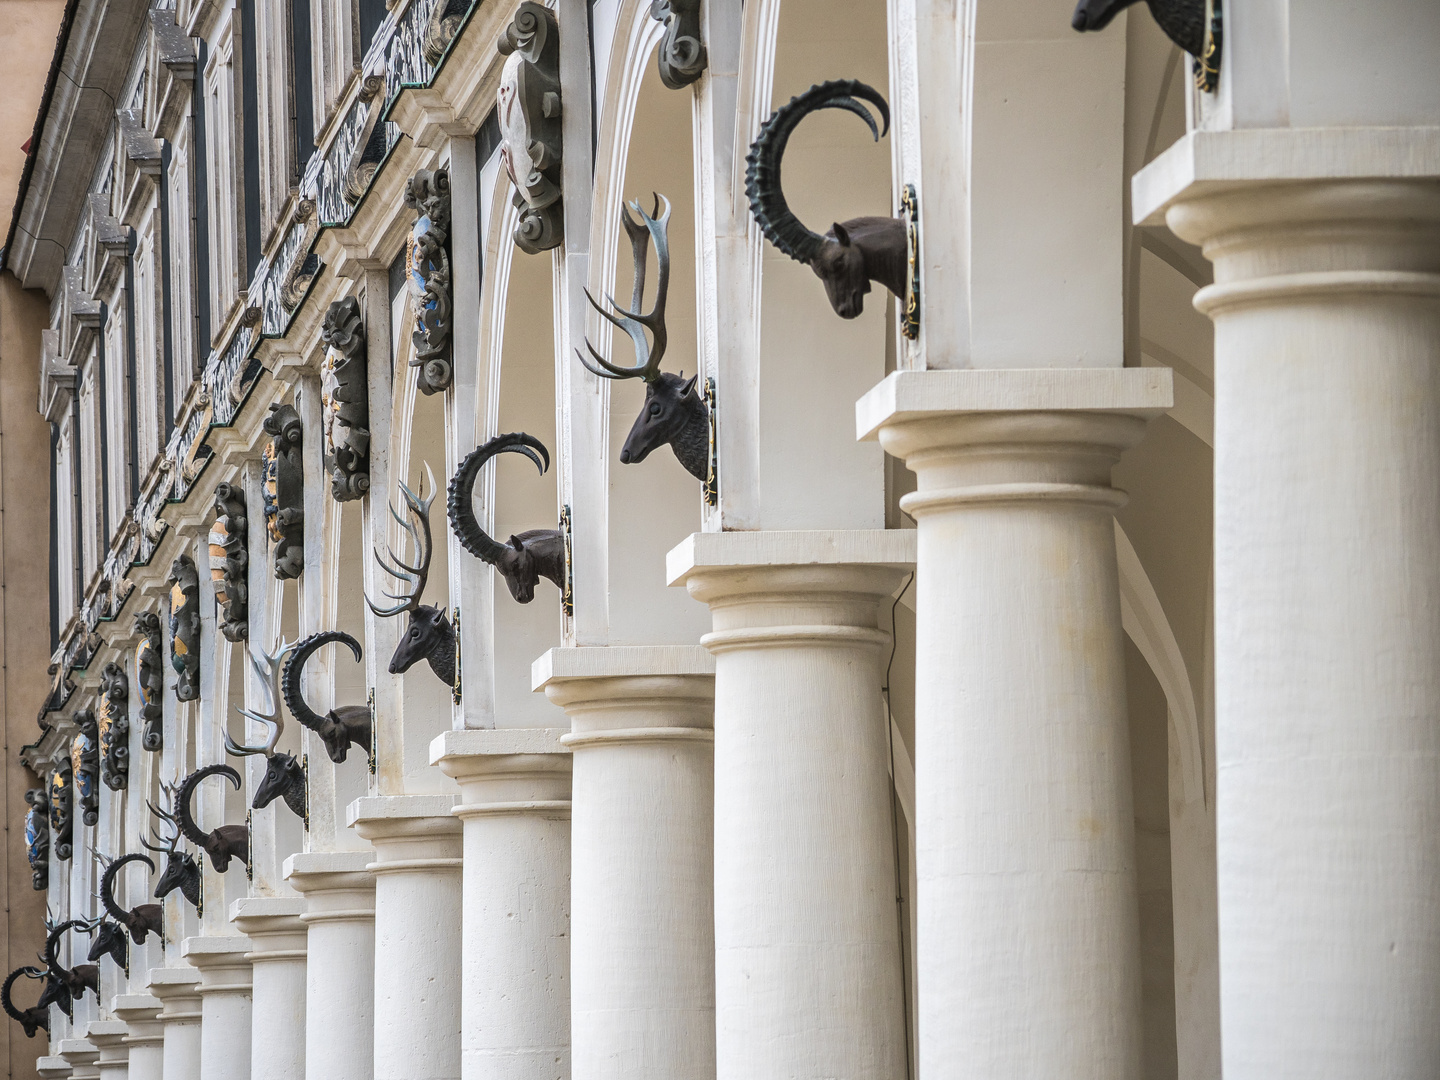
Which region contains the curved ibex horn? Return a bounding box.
[98,853,154,925]
[744,79,890,264]
[446,434,551,566]
[282,631,363,733]
[176,765,241,846]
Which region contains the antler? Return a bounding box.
[365,466,436,618]
[140,783,182,854]
[225,645,289,757]
[577,194,671,383]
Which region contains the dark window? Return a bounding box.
[290,0,316,174]
[48,425,58,654]
[359,0,387,56]
[239,0,263,280]
[158,141,177,440]
[193,39,211,352]
[123,233,139,503]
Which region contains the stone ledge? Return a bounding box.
[531,646,713,692]
[429,727,570,767]
[666,530,916,588]
[345,792,458,828]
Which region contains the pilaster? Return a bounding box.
[111,995,162,1080]
[182,936,253,1080]
[145,968,201,1080]
[231,896,308,1080]
[83,1021,128,1080]
[56,1039,98,1080]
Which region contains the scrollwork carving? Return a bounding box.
[48,765,72,861]
[71,711,99,827]
[497,2,563,254]
[319,300,372,500]
[134,612,164,751]
[650,0,707,89]
[263,404,305,578]
[98,664,129,791]
[403,169,453,394]
[209,483,249,641]
[423,0,470,64]
[167,555,201,701]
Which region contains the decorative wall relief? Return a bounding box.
[1070,0,1220,92]
[98,663,130,791]
[319,299,372,499]
[423,0,471,63]
[176,764,250,872]
[497,2,563,254]
[71,711,99,827]
[225,648,307,820]
[745,80,905,320]
[167,555,201,701]
[23,787,48,891]
[900,184,920,340]
[134,612,164,751]
[366,467,456,686]
[209,483,249,641]
[650,0,706,89]
[403,169,453,394]
[262,403,305,578]
[447,434,564,604]
[577,195,710,481]
[48,765,72,861]
[282,632,372,764]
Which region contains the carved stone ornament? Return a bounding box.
[403,169,453,394]
[650,0,707,89]
[134,612,164,751]
[319,300,372,499]
[423,0,470,65]
[23,787,48,891]
[97,664,130,791]
[48,765,72,861]
[71,711,100,827]
[167,555,201,702]
[262,403,305,577]
[209,483,249,641]
[497,2,564,254]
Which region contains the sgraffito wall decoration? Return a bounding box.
[403,169,453,394]
[209,483,249,641]
[98,664,130,791]
[134,612,164,751]
[497,2,563,254]
[71,711,99,827]
[263,403,306,577]
[168,556,201,702]
[319,300,372,499]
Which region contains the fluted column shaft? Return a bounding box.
[859,368,1171,1080]
[147,968,201,1080]
[535,648,716,1080]
[431,730,571,1080]
[183,936,253,1080]
[284,851,377,1080]
[1163,179,1440,1079]
[349,796,462,1080]
[232,897,308,1080]
[112,995,162,1080]
[667,531,913,1080]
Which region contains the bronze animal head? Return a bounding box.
[226,649,307,820]
[140,785,202,909]
[281,631,372,764]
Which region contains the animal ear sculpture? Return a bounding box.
[745,80,904,321]
[134,612,165,751]
[282,632,371,764]
[225,647,307,821]
[577,194,710,481]
[262,403,305,579]
[447,434,565,605]
[1070,0,1220,92]
[167,555,201,701]
[23,787,48,891]
[48,765,72,861]
[175,764,251,871]
[366,467,457,688]
[1,966,52,1038]
[96,852,162,945]
[140,784,202,911]
[319,298,372,498]
[209,483,249,641]
[98,663,130,791]
[70,711,99,827]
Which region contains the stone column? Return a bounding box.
[284,851,377,1080]
[857,367,1172,1080]
[1140,161,1440,1077]
[112,995,163,1080]
[534,647,716,1080]
[147,968,201,1080]
[36,1056,71,1079]
[183,936,253,1080]
[57,1039,98,1080]
[85,1021,128,1080]
[666,531,914,1080]
[232,897,308,1080]
[430,730,570,1080]
[348,795,462,1080]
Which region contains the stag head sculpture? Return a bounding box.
[745,80,904,320]
[95,852,163,945]
[176,765,251,871]
[1,966,52,1038]
[367,468,456,686]
[447,434,564,604]
[226,648,307,820]
[82,915,127,972]
[140,784,202,909]
[282,632,371,764]
[577,194,709,481]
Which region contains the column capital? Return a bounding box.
[57,1038,98,1080]
[346,793,462,868]
[429,729,571,817]
[533,647,715,743]
[229,895,308,962]
[111,993,163,1048]
[84,1021,129,1075]
[36,1055,71,1079]
[283,849,377,921]
[181,934,253,995]
[145,965,202,1023]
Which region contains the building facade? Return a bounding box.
[1,0,1436,1079]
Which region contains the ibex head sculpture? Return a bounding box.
[226,648,307,820]
[367,468,456,686]
[1070,0,1204,58]
[81,915,126,972]
[176,765,250,871]
[282,632,371,764]
[577,194,710,481]
[95,851,162,946]
[141,784,201,909]
[41,916,98,1010]
[745,80,904,320]
[1,966,52,1038]
[447,434,564,605]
